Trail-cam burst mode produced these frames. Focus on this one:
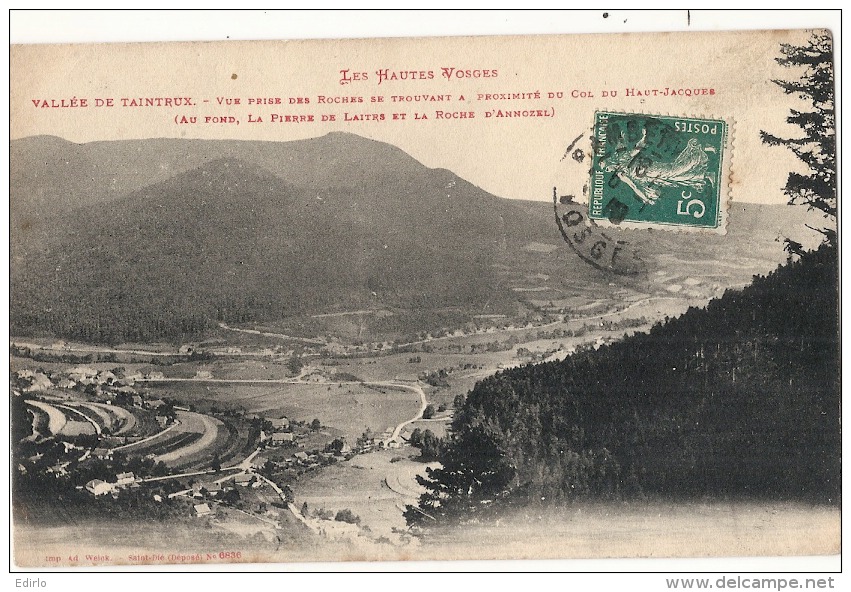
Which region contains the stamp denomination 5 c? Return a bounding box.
[589,111,729,231]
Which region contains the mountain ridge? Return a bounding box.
[11,137,534,342]
[11,133,824,344]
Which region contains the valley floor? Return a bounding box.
[11,261,837,567]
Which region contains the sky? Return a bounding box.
[9,11,839,205]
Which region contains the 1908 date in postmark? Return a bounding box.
[589,111,728,231]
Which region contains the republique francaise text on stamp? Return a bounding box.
[589,111,729,231]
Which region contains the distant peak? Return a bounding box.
[11,134,76,145]
[168,157,288,188]
[319,131,382,146]
[323,131,366,139]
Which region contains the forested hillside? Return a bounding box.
[11,134,542,344]
[408,242,840,526]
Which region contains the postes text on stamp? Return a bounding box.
[589,111,728,230]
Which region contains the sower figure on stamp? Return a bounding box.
[601,128,715,206]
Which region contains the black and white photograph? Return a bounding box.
[7,10,842,577]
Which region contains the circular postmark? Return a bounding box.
[553,188,646,275]
[554,126,645,276]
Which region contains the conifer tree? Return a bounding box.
[761,30,836,248]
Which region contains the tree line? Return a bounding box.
[406,242,839,527]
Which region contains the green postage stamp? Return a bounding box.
[589,111,729,231]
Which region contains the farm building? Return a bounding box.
[193,481,222,497]
[233,473,254,487]
[48,463,69,477]
[318,520,360,541]
[24,373,53,392]
[85,479,115,496]
[98,371,117,385]
[269,417,290,430]
[115,472,135,486]
[270,432,295,446]
[193,503,212,517]
[93,448,112,459]
[68,366,98,383]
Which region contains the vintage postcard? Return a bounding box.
[9,25,839,568]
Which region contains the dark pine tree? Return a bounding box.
[761,30,836,250]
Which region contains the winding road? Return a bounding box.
[380,382,428,444]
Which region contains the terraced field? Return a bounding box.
[73,403,113,430]
[113,421,181,454]
[111,409,224,468]
[24,397,153,442]
[73,402,137,435]
[152,432,203,456]
[22,393,237,471]
[154,410,222,466]
[217,419,258,469]
[57,405,101,435]
[58,420,95,437]
[25,400,66,435]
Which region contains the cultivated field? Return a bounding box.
[78,402,137,435]
[25,400,66,435]
[115,409,224,468]
[295,448,437,541]
[154,410,222,466]
[143,382,421,442]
